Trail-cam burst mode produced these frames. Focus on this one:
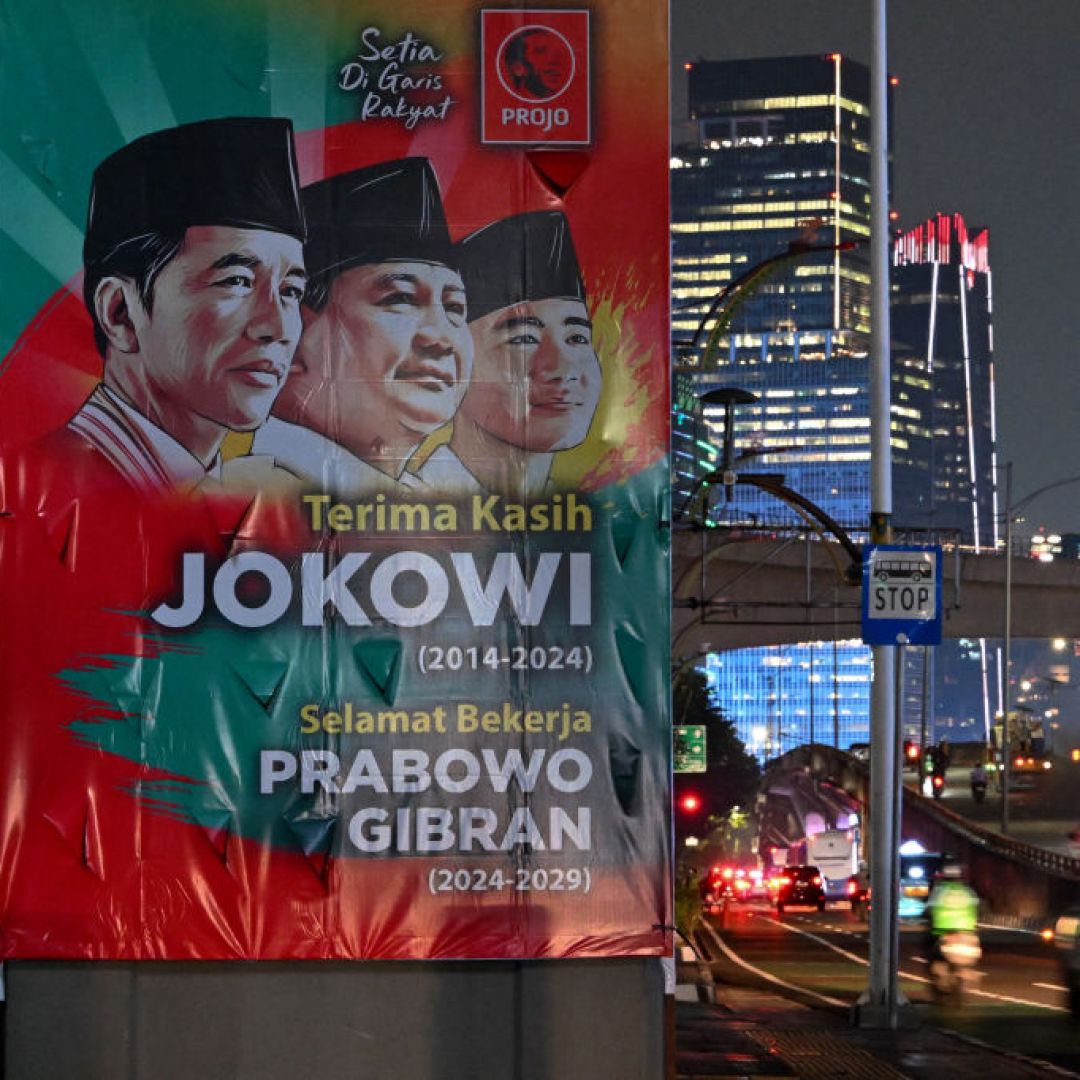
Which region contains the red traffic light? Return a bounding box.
[679,793,702,813]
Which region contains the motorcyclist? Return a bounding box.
[927,862,980,996]
[928,862,979,939]
[969,761,988,802]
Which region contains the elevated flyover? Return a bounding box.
[673,527,1080,656]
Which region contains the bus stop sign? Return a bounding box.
[861,544,942,646]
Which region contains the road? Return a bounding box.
[697,900,1080,1073]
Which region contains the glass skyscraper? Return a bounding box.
[671,55,999,758]
[892,212,998,552]
[672,54,874,531]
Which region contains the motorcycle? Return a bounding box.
[931,772,945,800]
[929,930,982,1001]
[971,778,987,803]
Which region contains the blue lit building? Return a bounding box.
[672,56,999,759]
[672,54,875,529]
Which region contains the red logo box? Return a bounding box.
[481,9,591,145]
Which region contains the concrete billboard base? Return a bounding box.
[4,958,664,1080]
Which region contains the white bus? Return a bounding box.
[806,828,859,900]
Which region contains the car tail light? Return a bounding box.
[735,878,750,892]
[846,879,858,896]
[812,875,822,886]
[721,867,734,880]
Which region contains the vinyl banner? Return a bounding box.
[0,0,671,959]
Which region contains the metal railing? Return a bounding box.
[905,786,1080,881]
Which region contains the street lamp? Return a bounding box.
[999,463,1080,834]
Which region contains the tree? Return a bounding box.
[673,667,760,838]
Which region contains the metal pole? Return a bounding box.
[919,646,930,794]
[833,622,840,748]
[1001,462,1013,834]
[857,0,907,1029]
[888,646,905,996]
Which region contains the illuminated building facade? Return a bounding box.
[672,54,876,529]
[673,57,999,759]
[892,212,998,551]
[891,213,1000,745]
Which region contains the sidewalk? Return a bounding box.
[675,979,1075,1080]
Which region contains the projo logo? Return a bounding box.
[480,10,591,145]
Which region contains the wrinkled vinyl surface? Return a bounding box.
[0,0,671,960]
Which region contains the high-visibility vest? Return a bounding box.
[928,881,978,934]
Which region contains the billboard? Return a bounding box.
[0,0,671,960]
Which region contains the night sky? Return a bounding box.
[672,0,1080,532]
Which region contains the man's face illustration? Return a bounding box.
[521,31,567,94]
[460,297,601,452]
[505,29,571,99]
[275,260,474,449]
[130,225,306,435]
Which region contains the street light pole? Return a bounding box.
[998,466,1080,834]
[856,0,909,1030]
[1001,463,1013,833]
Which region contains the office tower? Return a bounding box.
[892,213,1000,746]
[672,54,875,528]
[892,212,998,551]
[672,56,999,758]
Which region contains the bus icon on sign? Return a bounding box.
[874,557,933,583]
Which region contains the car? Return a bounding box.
[1053,905,1080,1018]
[775,865,825,913]
[846,872,871,920]
[698,864,769,911]
[898,851,956,920]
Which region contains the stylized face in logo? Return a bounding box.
[500,27,574,101]
[274,260,473,461]
[459,297,601,453]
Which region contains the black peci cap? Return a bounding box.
[301,158,453,304]
[456,211,587,323]
[84,117,306,264]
